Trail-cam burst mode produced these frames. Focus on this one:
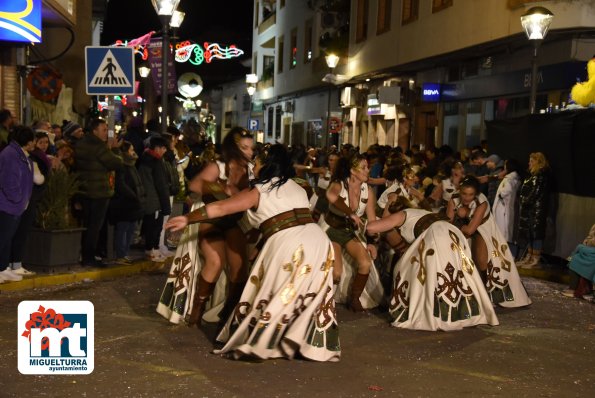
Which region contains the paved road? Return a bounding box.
[1,273,594,397]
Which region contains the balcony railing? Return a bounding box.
[258,11,276,34]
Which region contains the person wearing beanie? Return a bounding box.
[62,120,83,145]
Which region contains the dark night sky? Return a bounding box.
[100,0,254,89]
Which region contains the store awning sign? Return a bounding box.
[422,83,441,102]
[0,0,42,43]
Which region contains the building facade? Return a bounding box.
[244,0,595,151]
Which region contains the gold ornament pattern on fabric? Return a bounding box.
[436,263,473,305]
[490,236,512,272]
[486,261,509,291]
[248,299,270,328]
[169,253,192,292]
[315,286,336,328]
[449,230,475,275]
[389,271,410,311]
[249,262,266,289]
[410,239,434,285]
[280,245,311,305]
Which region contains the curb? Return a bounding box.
[0,261,569,292]
[0,260,168,292]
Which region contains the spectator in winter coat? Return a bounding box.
[74,118,123,267]
[0,126,34,283]
[8,131,50,276]
[137,136,171,262]
[109,141,146,263]
[517,152,551,269]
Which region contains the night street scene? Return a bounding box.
[1,1,594,397]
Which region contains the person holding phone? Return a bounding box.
[73,118,123,267]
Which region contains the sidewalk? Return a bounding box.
[0,256,570,292]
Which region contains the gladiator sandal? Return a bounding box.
[186,274,216,328]
[216,281,246,332]
[349,273,369,313]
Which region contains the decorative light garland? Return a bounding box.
[111,37,243,67]
[113,39,149,60]
[175,41,244,65]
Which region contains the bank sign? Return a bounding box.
[18,301,94,375]
[0,0,42,43]
[422,83,441,102]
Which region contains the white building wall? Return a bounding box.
[346,0,595,79]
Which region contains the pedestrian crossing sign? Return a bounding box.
[85,46,135,95]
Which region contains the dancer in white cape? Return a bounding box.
[165,144,340,362]
[367,196,499,331]
[447,176,531,308]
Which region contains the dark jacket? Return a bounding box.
[163,150,180,196]
[518,169,550,240]
[74,133,123,198]
[109,154,147,222]
[0,141,33,216]
[137,150,171,216]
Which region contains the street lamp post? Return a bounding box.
[246,73,258,130]
[138,66,150,121]
[152,0,181,133]
[520,6,554,114]
[325,54,339,148]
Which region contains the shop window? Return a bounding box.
[377,0,391,34]
[267,107,274,137]
[402,0,418,24]
[275,106,282,139]
[277,36,284,73]
[444,102,459,116]
[224,111,232,128]
[290,28,297,69]
[432,0,453,13]
[242,94,251,112]
[304,19,313,64]
[356,0,368,43]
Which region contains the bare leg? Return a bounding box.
[224,226,248,284]
[471,233,489,272]
[198,223,226,283]
[331,242,343,283]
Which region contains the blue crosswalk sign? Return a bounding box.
[85,46,135,95]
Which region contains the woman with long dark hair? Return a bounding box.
[166,144,340,362]
[446,176,531,308]
[324,154,384,312]
[157,127,252,329]
[366,196,499,331]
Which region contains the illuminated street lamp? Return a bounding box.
[246,73,258,129]
[151,0,181,133]
[324,54,339,148]
[138,66,151,78]
[520,6,554,114]
[138,66,151,119]
[169,10,185,28]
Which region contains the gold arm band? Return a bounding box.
[185,206,210,224]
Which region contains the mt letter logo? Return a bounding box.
[18,301,94,375]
